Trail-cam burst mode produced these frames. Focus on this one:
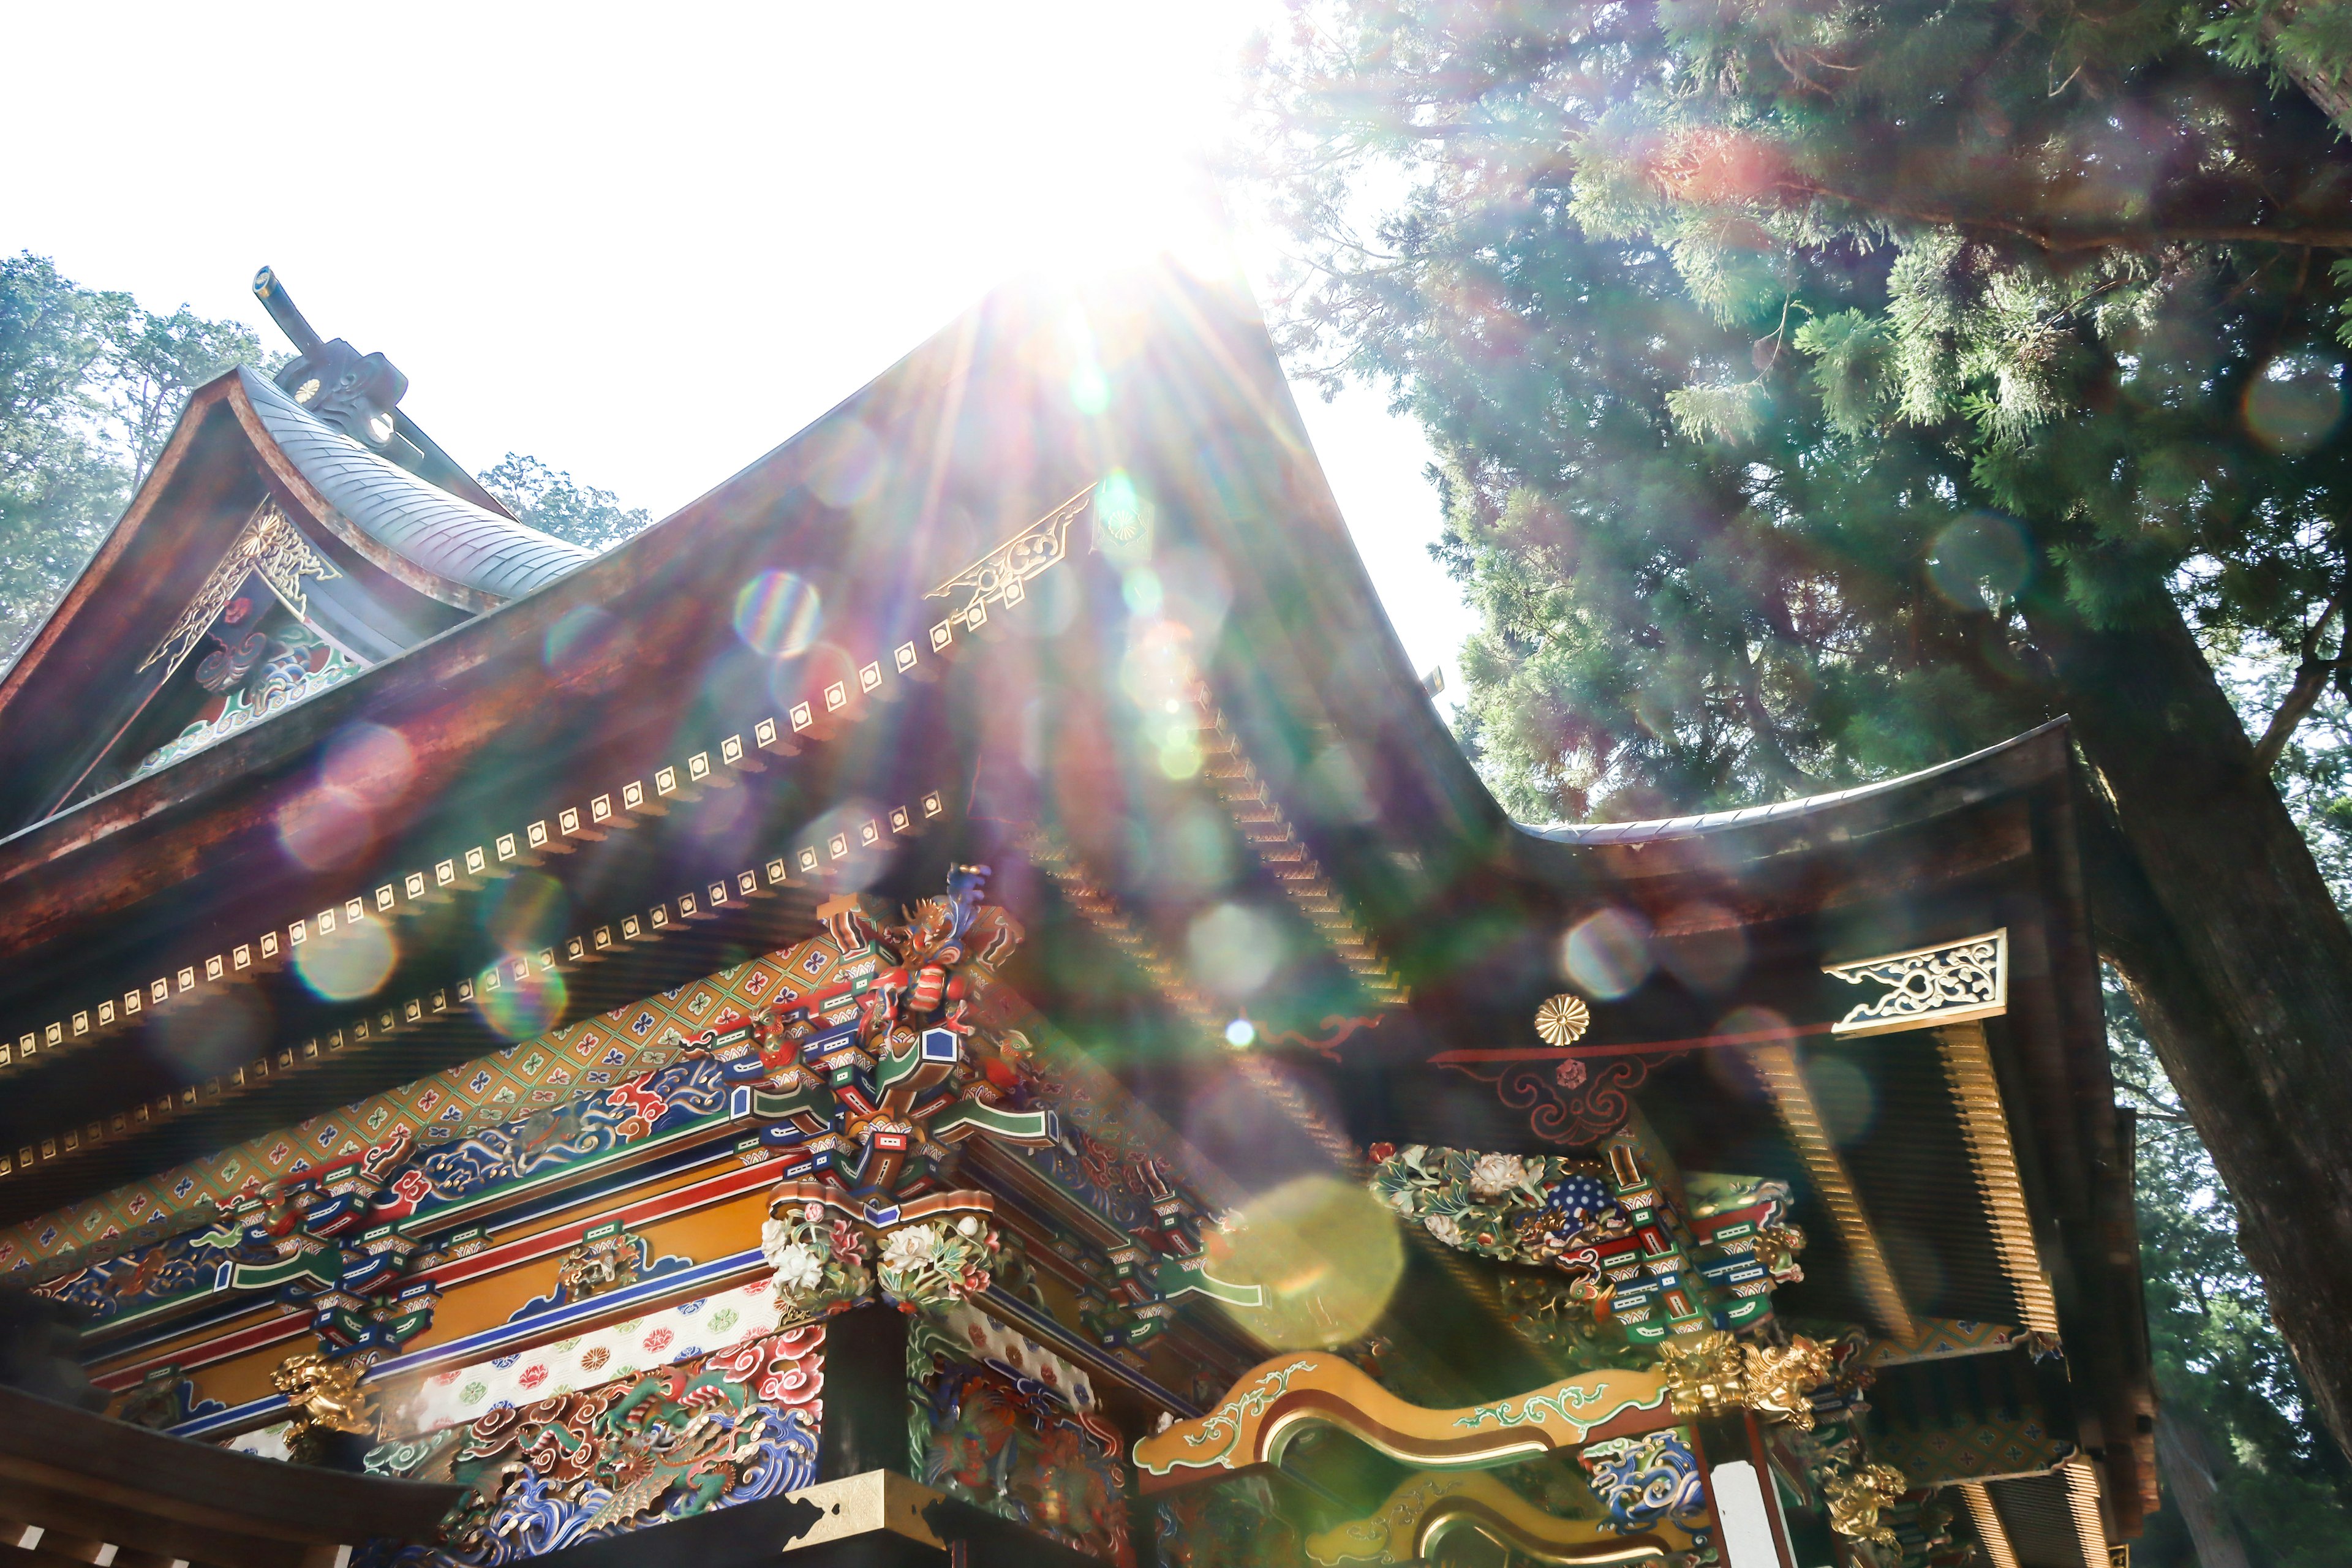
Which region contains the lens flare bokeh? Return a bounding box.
[543,603,631,686]
[1093,469,1150,559]
[277,785,378,872]
[1563,907,1653,999]
[293,918,398,1002]
[1208,1173,1404,1349]
[481,870,572,955]
[1927,513,2032,611]
[808,421,884,508]
[733,571,823,659]
[480,962,568,1041]
[2244,358,2346,455]
[322,722,415,807]
[1657,903,1749,995]
[1188,903,1282,998]
[152,984,272,1077]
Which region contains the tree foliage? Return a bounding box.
[1243,0,2352,1533]
[1246,0,2352,824]
[476,452,650,554]
[0,254,273,657]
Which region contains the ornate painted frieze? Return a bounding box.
[132,621,360,780]
[909,1314,1133,1567]
[1369,1137,1804,1346]
[365,1325,822,1567]
[1825,929,2007,1037]
[32,887,1243,1425]
[402,1278,811,1434]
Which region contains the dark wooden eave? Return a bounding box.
[0,1383,460,1568]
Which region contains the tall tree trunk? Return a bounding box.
[2241,1,2352,139]
[2157,1411,2255,1568]
[2032,597,2352,1460]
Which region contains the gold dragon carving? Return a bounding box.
[1655,1330,1836,1431]
[274,1351,374,1464]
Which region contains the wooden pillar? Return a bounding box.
[1694,1415,1796,1568]
[817,1303,911,1482]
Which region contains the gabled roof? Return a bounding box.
[0,366,589,831]
[239,369,587,606]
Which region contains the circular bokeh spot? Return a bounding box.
[1208,1174,1404,1349]
[480,963,568,1041]
[1563,907,1654,1000]
[733,571,822,658]
[2245,358,2345,456]
[1188,903,1283,999]
[293,919,398,1003]
[1927,513,2032,611]
[808,421,884,508]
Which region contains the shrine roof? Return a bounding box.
[1523,718,2071,846]
[238,368,591,605]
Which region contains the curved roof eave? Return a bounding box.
[233,369,591,609]
[1518,717,2074,850]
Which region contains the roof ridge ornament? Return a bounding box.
[253,266,407,451]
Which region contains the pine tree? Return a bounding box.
[1245,0,2352,1464]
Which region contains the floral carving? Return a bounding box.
[875,1216,996,1311]
[1371,1145,1629,1298]
[759,1202,871,1317]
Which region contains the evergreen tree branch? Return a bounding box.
[2253,595,2345,773]
[1777,175,2352,252]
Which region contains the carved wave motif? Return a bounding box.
[412,1058,729,1204]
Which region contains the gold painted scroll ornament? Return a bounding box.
[137,499,342,682]
[1132,1352,1673,1491]
[1823,928,2007,1038]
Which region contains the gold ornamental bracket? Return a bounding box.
[1825,929,2007,1038]
[924,485,1093,637]
[137,499,344,681]
[1132,1352,1673,1493]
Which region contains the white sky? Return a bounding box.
[0,2,1477,693]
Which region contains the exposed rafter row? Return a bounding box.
[1020,829,1221,1038]
[1750,1044,1917,1340]
[1936,1023,2062,1337]
[2062,1459,2114,1568]
[1957,1481,2020,1568]
[1188,684,1406,1008]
